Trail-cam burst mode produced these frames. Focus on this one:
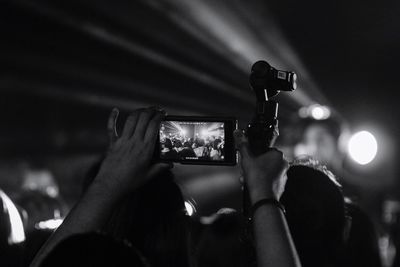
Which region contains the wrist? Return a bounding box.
[89,175,127,202]
[246,173,285,203]
[249,198,286,221]
[249,188,277,204]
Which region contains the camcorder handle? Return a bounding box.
[246,60,296,157]
[246,101,279,157]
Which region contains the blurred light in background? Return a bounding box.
[35,218,64,230]
[348,131,378,165]
[298,104,331,120]
[22,169,59,198]
[0,191,25,244]
[383,200,400,224]
[184,200,196,216]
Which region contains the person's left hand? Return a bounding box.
[93,107,172,197]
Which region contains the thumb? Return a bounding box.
[146,162,174,180]
[234,129,251,160]
[108,108,119,148]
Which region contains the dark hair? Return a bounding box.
[174,140,183,148]
[40,232,149,267]
[105,170,190,267]
[194,209,246,267]
[212,139,221,150]
[196,139,205,147]
[164,138,173,150]
[343,200,382,267]
[82,159,191,267]
[280,160,346,267]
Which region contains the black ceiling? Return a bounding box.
[1,0,399,157]
[268,0,400,133]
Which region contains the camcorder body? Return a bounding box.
[156,116,238,165]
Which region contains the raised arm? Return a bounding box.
[31,107,170,267]
[235,130,301,267]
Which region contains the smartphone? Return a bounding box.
[157,116,237,165]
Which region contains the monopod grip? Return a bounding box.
[247,120,279,156]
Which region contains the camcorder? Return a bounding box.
[243,60,296,221]
[156,116,238,165]
[247,60,297,155]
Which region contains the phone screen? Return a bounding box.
[158,116,237,165]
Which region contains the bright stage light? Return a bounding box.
[298,104,331,120]
[180,129,187,135]
[310,104,331,120]
[348,131,378,165]
[311,106,325,120]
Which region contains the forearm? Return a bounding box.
[234,130,298,267]
[30,180,121,267]
[248,171,301,267]
[252,204,301,267]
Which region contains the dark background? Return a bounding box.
[0,0,399,221]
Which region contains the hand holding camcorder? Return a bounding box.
[247,60,297,156]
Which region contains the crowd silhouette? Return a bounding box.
[0,107,386,267]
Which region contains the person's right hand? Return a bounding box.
[234,129,288,203]
[93,107,172,198]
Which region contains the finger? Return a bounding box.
[266,147,279,153]
[267,148,289,171]
[121,110,141,140]
[146,163,173,180]
[233,129,251,159]
[132,107,158,140]
[144,110,165,147]
[281,154,289,171]
[107,108,119,146]
[267,147,285,160]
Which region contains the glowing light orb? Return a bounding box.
[311,106,325,120]
[310,104,331,120]
[299,104,331,120]
[348,131,378,165]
